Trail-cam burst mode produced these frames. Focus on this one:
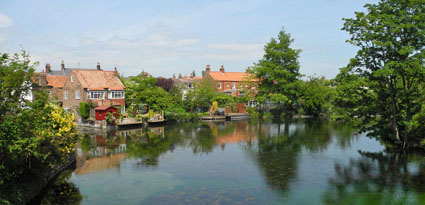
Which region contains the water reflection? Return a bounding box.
[37,119,425,204]
[322,151,425,204]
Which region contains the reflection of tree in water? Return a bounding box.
[322,151,425,204]
[126,127,178,168]
[246,119,334,192]
[34,169,83,205]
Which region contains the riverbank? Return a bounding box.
[1,153,76,205]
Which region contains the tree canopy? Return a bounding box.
[336,0,425,149]
[253,28,302,116]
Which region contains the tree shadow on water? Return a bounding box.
[322,150,425,204]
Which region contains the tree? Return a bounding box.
[253,28,302,117]
[339,0,425,149]
[299,76,332,116]
[0,51,78,203]
[156,77,174,92]
[184,79,216,112]
[124,76,173,112]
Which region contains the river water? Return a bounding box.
[36,119,425,204]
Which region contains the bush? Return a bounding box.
[247,107,259,120]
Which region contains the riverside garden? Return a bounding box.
[1,0,425,204]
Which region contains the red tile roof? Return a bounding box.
[46,75,67,88]
[207,71,257,82]
[94,105,115,111]
[73,70,125,90]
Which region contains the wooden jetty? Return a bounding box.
[199,115,226,121]
[225,113,250,121]
[148,111,165,125]
[199,113,250,121]
[117,120,143,129]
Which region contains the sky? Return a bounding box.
[0,0,379,78]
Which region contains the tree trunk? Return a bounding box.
[388,79,401,143]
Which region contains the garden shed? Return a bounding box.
[94,105,118,121]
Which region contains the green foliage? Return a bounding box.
[212,93,235,108]
[78,102,91,118]
[0,51,78,202]
[124,76,172,111]
[184,79,216,112]
[105,112,116,125]
[338,0,425,148]
[253,27,302,115]
[247,107,259,120]
[299,76,332,116]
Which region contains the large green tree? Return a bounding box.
[184,79,216,112]
[253,28,302,117]
[0,51,78,203]
[124,76,172,112]
[338,0,425,149]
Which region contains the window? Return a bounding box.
[227,84,229,88]
[218,83,222,89]
[109,91,125,99]
[232,82,235,89]
[49,90,52,95]
[252,82,256,89]
[64,91,68,100]
[88,91,104,99]
[71,76,74,82]
[75,91,80,100]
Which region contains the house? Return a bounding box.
[203,65,258,97]
[172,73,203,99]
[37,61,126,119]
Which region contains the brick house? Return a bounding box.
[172,73,203,99]
[203,65,258,97]
[37,61,125,118]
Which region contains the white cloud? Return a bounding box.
[0,13,12,28]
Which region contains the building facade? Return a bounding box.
[203,65,257,97]
[37,61,126,118]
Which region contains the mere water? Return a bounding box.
[36,119,425,204]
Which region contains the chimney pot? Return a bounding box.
[97,62,101,70]
[61,61,65,70]
[220,65,225,73]
[45,63,51,73]
[114,67,118,76]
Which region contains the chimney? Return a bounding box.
[178,73,182,79]
[114,67,118,76]
[173,74,176,79]
[206,64,211,73]
[61,61,65,70]
[97,62,101,70]
[45,63,51,73]
[220,65,225,73]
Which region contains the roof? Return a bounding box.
[207,71,258,82]
[73,70,125,90]
[49,68,98,76]
[94,105,116,111]
[183,76,203,80]
[46,75,68,88]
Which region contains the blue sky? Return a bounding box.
[0,0,378,78]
